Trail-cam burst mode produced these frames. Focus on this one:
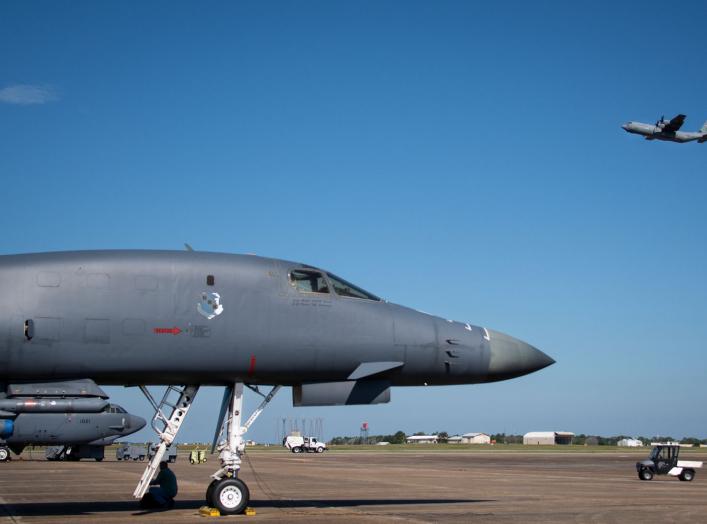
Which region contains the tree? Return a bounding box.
[391,431,406,444]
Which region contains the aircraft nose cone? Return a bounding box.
[128,415,147,432]
[486,329,555,381]
[621,124,628,130]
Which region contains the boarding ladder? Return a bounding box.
[133,384,199,498]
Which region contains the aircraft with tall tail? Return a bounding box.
[0,250,554,514]
[622,114,707,143]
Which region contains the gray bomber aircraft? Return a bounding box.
[0,379,146,461]
[0,250,554,514]
[622,114,707,143]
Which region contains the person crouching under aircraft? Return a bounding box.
[141,461,178,509]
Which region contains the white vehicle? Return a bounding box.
[283,435,326,453]
[636,444,703,481]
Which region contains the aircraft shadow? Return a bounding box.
[2,498,491,516]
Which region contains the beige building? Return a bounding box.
[448,432,491,444]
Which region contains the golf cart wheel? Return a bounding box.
[679,469,695,482]
[210,478,249,515]
[639,468,654,481]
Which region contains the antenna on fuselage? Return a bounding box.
[184,243,195,252]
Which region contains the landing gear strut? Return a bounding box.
[206,383,280,515]
[132,382,280,515]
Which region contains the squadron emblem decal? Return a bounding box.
[197,291,224,319]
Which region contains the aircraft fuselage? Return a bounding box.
[621,121,704,143]
[0,251,553,387]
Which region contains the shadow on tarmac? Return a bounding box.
[2,498,491,516]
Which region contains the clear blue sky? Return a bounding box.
[2,1,706,443]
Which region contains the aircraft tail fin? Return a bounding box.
[699,121,707,142]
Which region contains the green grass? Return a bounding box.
[21,443,706,457]
[237,443,706,455]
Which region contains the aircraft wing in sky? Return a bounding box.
[661,114,686,133]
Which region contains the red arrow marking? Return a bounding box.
[153,327,182,335]
[248,355,256,376]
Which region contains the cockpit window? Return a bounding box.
[290,269,330,294]
[326,273,380,301]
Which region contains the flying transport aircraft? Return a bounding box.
[0,250,554,514]
[0,379,145,461]
[622,114,707,143]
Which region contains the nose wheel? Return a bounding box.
[207,383,280,514]
[207,477,250,515]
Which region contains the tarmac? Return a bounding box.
[1,449,706,523]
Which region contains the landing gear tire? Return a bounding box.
[205,479,218,504]
[209,478,249,515]
[0,447,9,462]
[639,468,654,481]
[679,469,695,482]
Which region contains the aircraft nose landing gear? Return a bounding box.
[133,382,279,515]
[208,477,250,515]
[206,383,280,515]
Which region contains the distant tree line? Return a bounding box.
[328,431,707,445]
[329,430,407,445]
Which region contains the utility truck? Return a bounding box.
[283,435,326,453]
[636,444,702,481]
[148,443,177,463]
[116,444,147,461]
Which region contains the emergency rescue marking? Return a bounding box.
[153,327,182,335]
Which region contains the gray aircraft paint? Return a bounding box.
[622,114,707,143]
[1,404,145,451]
[0,250,554,392]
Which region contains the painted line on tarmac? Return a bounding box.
[0,495,22,524]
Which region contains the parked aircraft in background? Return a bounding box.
[0,379,145,461]
[622,114,707,143]
[0,250,554,514]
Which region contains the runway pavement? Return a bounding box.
[1,450,705,523]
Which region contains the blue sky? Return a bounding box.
[1,1,706,443]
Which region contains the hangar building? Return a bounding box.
[617,438,643,447]
[523,431,574,445]
[406,435,438,444]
